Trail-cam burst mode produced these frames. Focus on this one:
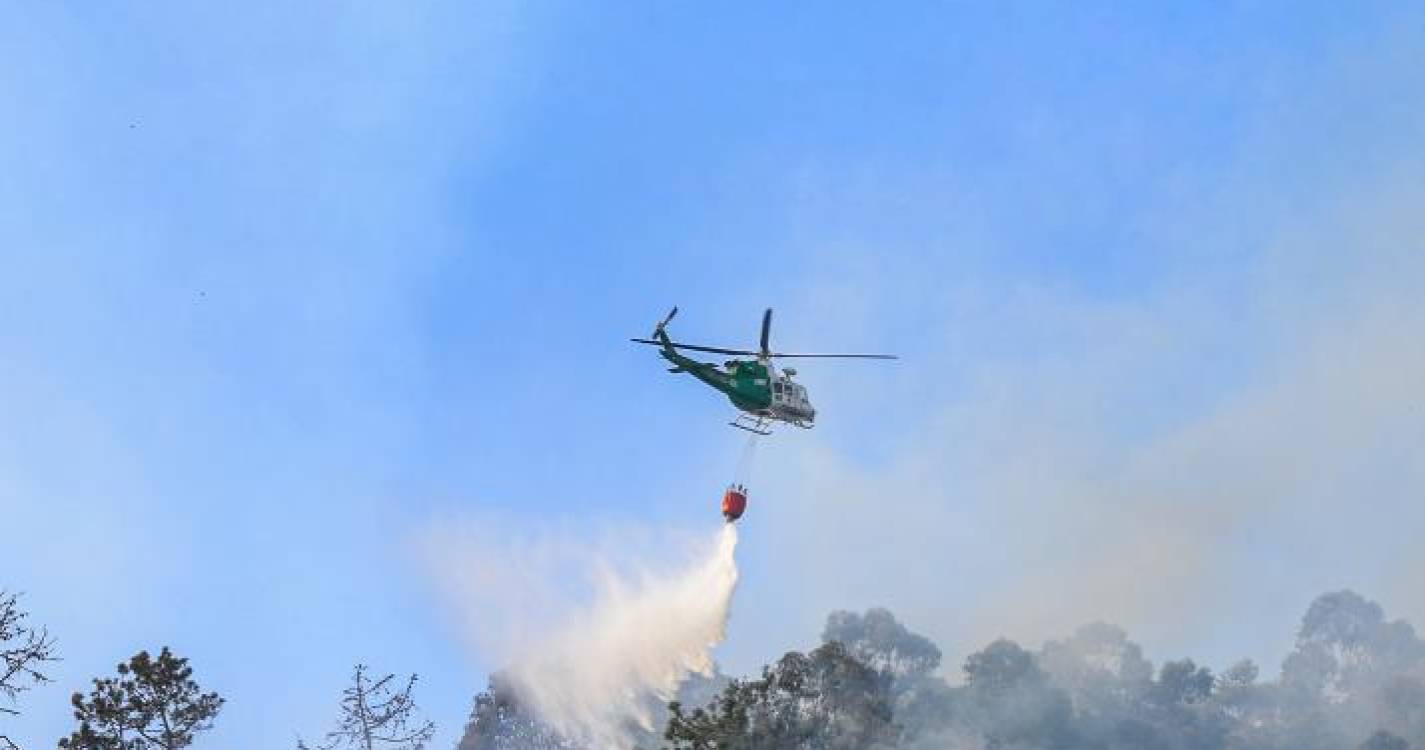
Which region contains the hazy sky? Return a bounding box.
[4,3,1424,747]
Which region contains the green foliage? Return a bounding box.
[965,639,1043,694]
[1284,590,1425,701]
[663,640,894,750]
[662,596,1425,750]
[1152,660,1215,707]
[59,647,222,750]
[460,670,730,750]
[456,593,1425,750]
[459,674,580,750]
[822,608,940,679]
[962,639,1076,749]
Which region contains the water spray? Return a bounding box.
[502,523,741,749]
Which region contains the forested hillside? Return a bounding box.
[459,590,1425,750]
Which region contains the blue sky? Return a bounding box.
[5,3,1425,747]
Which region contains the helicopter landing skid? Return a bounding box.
[729,414,774,435]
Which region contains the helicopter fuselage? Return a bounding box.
[634,306,893,434]
[654,335,816,429]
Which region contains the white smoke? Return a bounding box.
[421,517,740,749]
[507,524,739,747]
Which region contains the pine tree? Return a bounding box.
[59,647,223,750]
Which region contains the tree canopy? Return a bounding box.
[59,647,223,750]
[456,591,1425,750]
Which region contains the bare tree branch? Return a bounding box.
[0,590,60,721]
[302,665,435,750]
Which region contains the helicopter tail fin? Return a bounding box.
[652,306,678,338]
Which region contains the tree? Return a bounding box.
[1284,590,1425,700]
[822,609,954,746]
[1217,659,1258,691]
[963,639,1075,749]
[965,639,1043,695]
[639,596,1425,750]
[60,647,222,750]
[1151,660,1214,707]
[303,665,435,750]
[1143,659,1229,750]
[1377,675,1425,746]
[458,669,728,750]
[1360,730,1410,750]
[459,675,577,750]
[1214,659,1261,724]
[2,591,59,750]
[822,608,941,679]
[665,641,894,750]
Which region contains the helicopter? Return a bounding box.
[632,307,897,434]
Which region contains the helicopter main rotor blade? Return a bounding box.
[768,352,899,359]
[760,308,772,358]
[630,338,761,356]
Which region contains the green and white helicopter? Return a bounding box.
[632,307,897,434]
